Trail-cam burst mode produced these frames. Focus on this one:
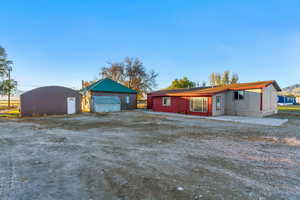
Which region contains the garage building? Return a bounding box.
[21,86,82,117]
[81,78,137,112]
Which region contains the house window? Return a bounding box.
[125,96,130,104]
[216,96,221,110]
[162,97,171,106]
[234,91,245,100]
[190,97,208,112]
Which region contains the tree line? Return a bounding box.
[96,57,239,95]
[209,70,239,86]
[167,71,239,90]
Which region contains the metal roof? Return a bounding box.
[149,80,281,97]
[83,78,137,94]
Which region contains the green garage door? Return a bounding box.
[92,96,121,112]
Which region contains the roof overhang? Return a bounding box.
[149,80,282,97]
[268,81,281,91]
[91,90,137,94]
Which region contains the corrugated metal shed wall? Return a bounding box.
[21,86,81,117]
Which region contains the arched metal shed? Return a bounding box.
[21,86,81,117]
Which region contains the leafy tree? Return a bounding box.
[209,70,239,86]
[209,73,216,86]
[167,77,196,89]
[222,70,230,85]
[0,79,17,96]
[100,57,158,98]
[231,73,239,84]
[215,73,222,85]
[209,72,222,86]
[0,46,18,107]
[0,46,12,77]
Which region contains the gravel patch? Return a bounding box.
[0,111,299,200]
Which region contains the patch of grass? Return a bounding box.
[278,105,300,113]
[0,108,20,118]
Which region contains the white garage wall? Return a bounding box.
[262,84,278,116]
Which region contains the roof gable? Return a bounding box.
[84,78,137,94]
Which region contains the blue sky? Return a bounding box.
[1,0,299,91]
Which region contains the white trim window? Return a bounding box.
[162,97,171,106]
[190,97,208,112]
[216,96,222,110]
[234,91,245,100]
[125,96,130,104]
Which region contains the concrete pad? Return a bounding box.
[143,111,288,127]
[211,115,288,127]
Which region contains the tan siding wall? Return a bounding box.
[262,84,278,116]
[212,93,225,116]
[224,89,262,117]
[296,96,300,104]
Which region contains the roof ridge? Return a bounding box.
[82,78,106,92]
[84,78,137,93]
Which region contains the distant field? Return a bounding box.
[278,105,300,113]
[0,100,20,109]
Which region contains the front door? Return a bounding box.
[67,97,76,114]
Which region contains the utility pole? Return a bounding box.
[7,66,12,108]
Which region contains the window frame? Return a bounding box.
[189,97,208,113]
[125,96,130,104]
[233,90,245,101]
[216,96,222,111]
[162,97,171,106]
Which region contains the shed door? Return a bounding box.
[67,97,76,114]
[92,96,121,112]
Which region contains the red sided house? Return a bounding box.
[147,81,281,117]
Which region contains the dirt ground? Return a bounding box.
[0,111,299,200]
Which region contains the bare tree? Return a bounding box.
[100,57,158,98]
[124,57,146,90]
[101,62,125,83]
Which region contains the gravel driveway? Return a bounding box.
[0,111,299,200]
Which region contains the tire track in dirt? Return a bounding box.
[0,144,16,200]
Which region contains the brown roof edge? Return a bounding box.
[148,80,282,97]
[148,86,212,94]
[269,80,281,91]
